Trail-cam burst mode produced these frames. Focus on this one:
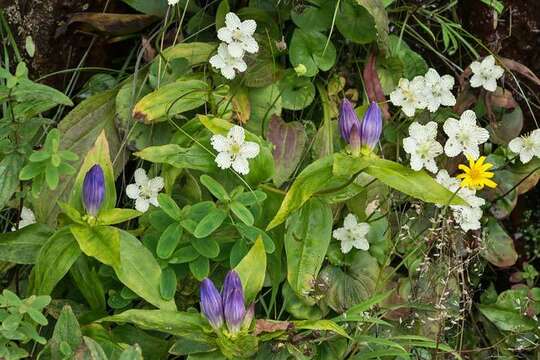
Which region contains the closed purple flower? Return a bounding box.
[360,101,383,149]
[222,270,243,305]
[200,278,224,329]
[82,165,105,216]
[339,99,361,143]
[224,287,246,335]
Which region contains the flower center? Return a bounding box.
[230,143,242,156]
[140,184,153,199]
[232,29,243,41]
[457,131,471,145]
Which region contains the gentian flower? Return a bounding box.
[199,270,254,336]
[82,165,105,216]
[339,99,382,154]
[200,278,224,329]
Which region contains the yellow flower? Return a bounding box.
[456,156,497,190]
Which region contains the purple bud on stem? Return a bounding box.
[82,165,105,216]
[224,287,246,335]
[360,101,383,149]
[200,278,224,329]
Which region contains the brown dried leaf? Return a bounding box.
[499,57,540,86]
[254,319,292,335]
[56,13,157,37]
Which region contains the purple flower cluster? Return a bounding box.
[200,270,254,335]
[339,99,383,153]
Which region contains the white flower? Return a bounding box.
[469,55,504,92]
[217,12,258,58]
[403,121,443,173]
[435,170,485,231]
[12,207,36,231]
[390,76,426,117]
[508,129,540,164]
[209,43,248,80]
[443,110,489,159]
[210,125,260,175]
[167,0,180,5]
[423,68,456,112]
[332,214,370,254]
[126,168,164,212]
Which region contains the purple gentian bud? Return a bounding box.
[360,101,382,149]
[224,287,246,335]
[200,278,224,329]
[339,99,361,143]
[222,270,242,305]
[82,165,105,216]
[242,303,255,330]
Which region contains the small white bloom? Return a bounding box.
[209,43,247,80]
[423,68,456,112]
[12,207,36,231]
[210,125,260,175]
[126,168,164,213]
[435,169,485,231]
[469,55,504,92]
[403,121,443,173]
[332,214,370,254]
[217,12,258,58]
[443,110,489,159]
[508,129,540,164]
[390,76,426,117]
[167,0,180,5]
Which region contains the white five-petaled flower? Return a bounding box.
[11,207,36,231]
[403,121,443,173]
[217,12,258,58]
[435,170,485,231]
[443,110,489,159]
[167,0,180,5]
[126,168,164,213]
[469,55,504,92]
[390,76,426,117]
[209,43,247,80]
[423,68,456,112]
[508,129,540,164]
[332,214,370,254]
[211,125,260,175]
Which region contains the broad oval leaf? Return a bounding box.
[234,236,267,304]
[289,29,336,77]
[0,224,52,264]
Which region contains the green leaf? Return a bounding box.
[0,224,52,264]
[157,193,182,220]
[289,29,337,77]
[70,225,121,267]
[31,228,81,295]
[97,208,141,225]
[194,207,227,238]
[189,256,210,281]
[38,305,83,359]
[234,236,267,304]
[267,155,334,230]
[69,257,106,312]
[58,202,84,224]
[291,1,334,32]
[354,0,390,52]
[215,0,230,29]
[99,309,212,341]
[160,267,177,301]
[200,175,229,201]
[161,42,215,67]
[364,156,466,206]
[336,0,377,44]
[69,132,117,215]
[230,201,254,226]
[170,245,200,264]
[157,223,183,259]
[113,230,177,310]
[278,70,316,110]
[0,154,23,210]
[293,320,350,339]
[121,0,169,16]
[135,144,216,172]
[19,161,45,180]
[133,80,209,123]
[192,237,220,258]
[285,198,332,304]
[119,345,143,360]
[169,337,216,356]
[13,79,73,107]
[481,217,518,267]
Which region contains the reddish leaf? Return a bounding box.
[363,51,390,119]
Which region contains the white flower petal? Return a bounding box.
[469,74,483,88]
[228,125,245,144]
[443,118,460,138]
[125,184,140,200]
[215,152,233,169]
[225,12,242,29]
[352,238,370,251]
[444,139,462,157]
[332,228,348,242]
[239,141,259,159]
[233,57,247,72]
[483,79,497,92]
[232,156,250,175]
[240,19,257,36]
[227,42,244,58]
[217,27,233,43]
[135,198,150,212]
[343,213,358,229]
[409,155,424,171]
[211,134,231,152]
[148,177,164,193]
[242,37,259,54]
[134,168,148,185]
[340,240,354,254]
[221,66,236,80]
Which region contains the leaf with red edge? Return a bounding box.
[363,52,390,119]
